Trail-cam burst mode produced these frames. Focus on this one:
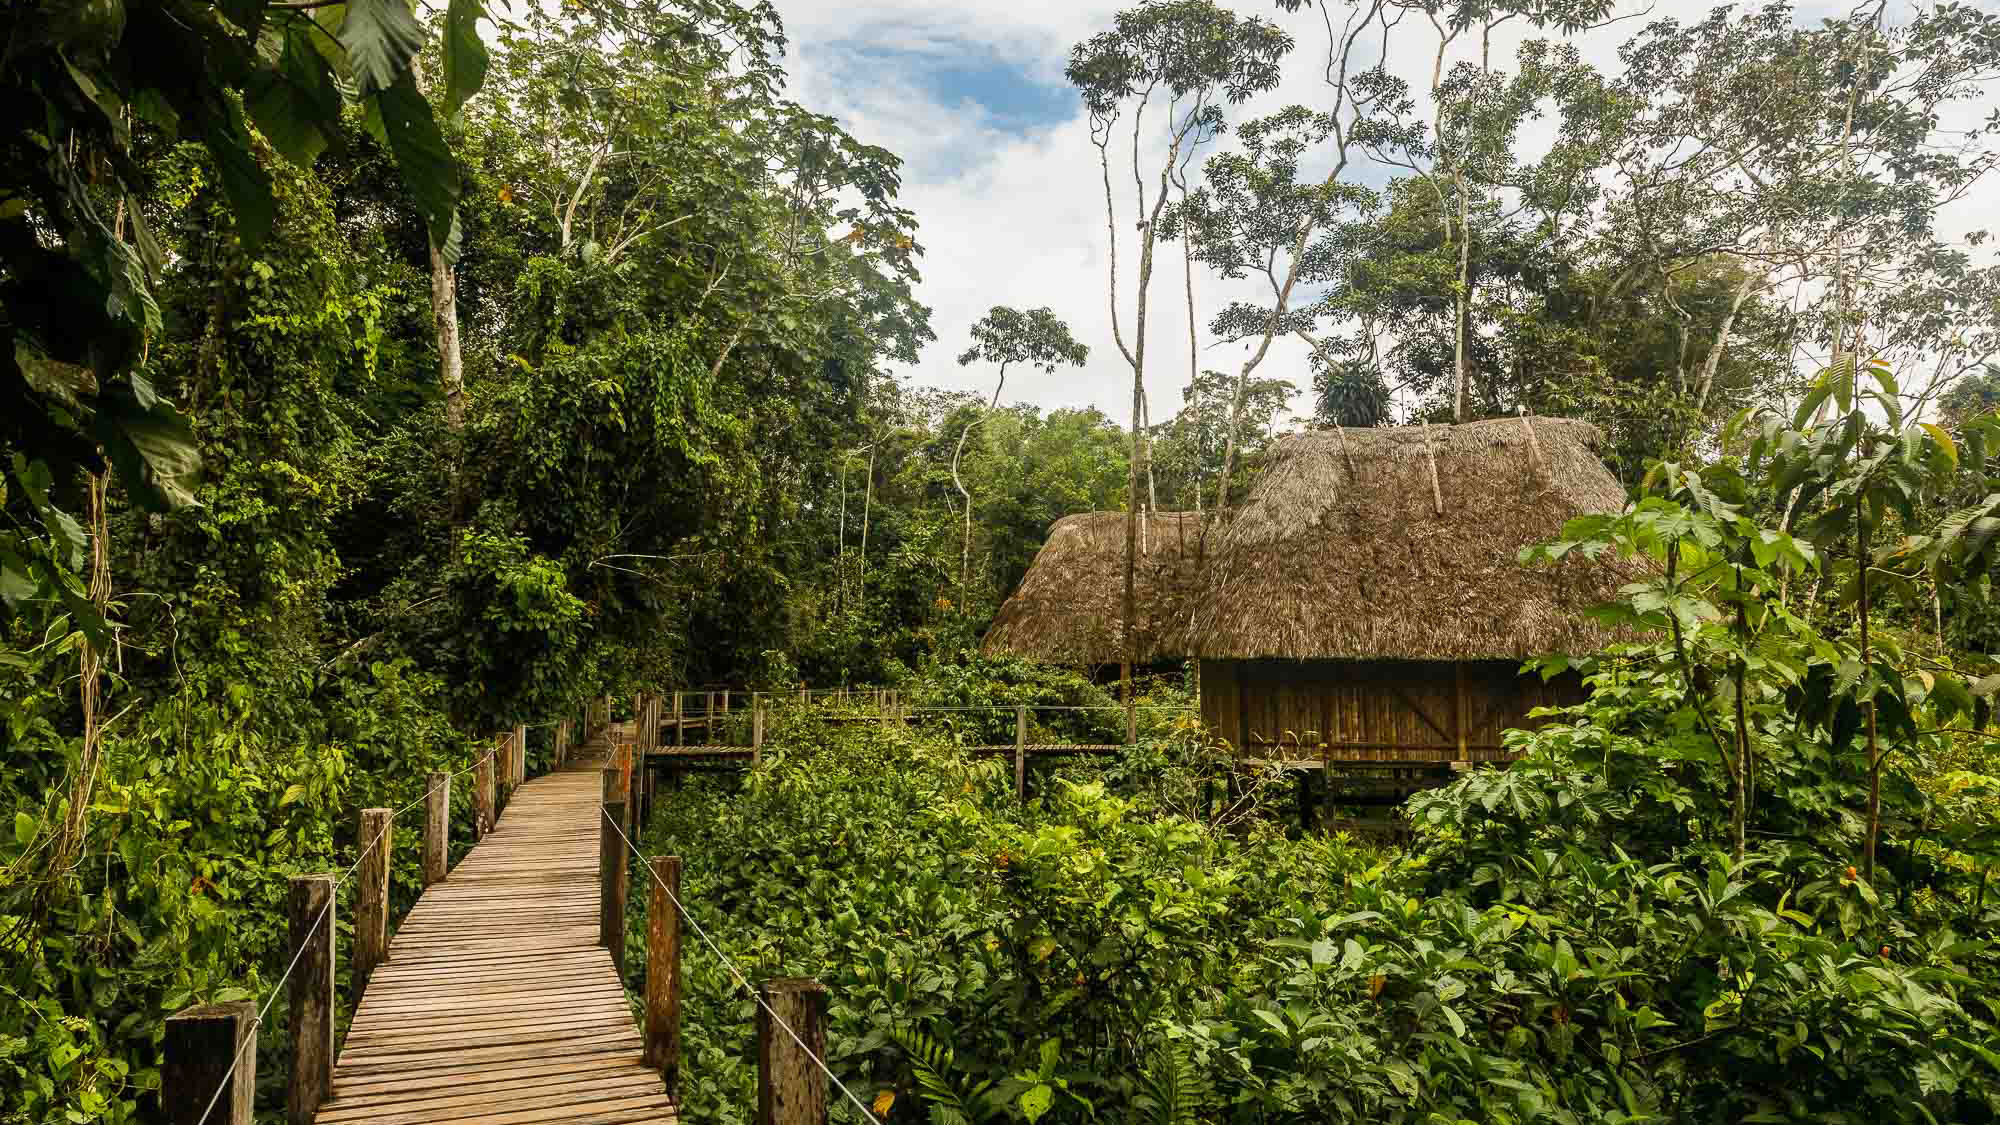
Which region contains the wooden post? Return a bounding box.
[753,702,765,767]
[515,723,528,784]
[1454,662,1469,760]
[474,749,495,839]
[600,768,628,966]
[674,691,685,747]
[1014,705,1028,804]
[355,808,392,983]
[554,719,568,768]
[757,977,829,1125]
[494,732,512,810]
[723,689,731,717]
[163,1001,255,1125]
[423,771,449,887]
[644,855,683,1093]
[287,875,334,1125]
[628,740,645,833]
[797,687,807,706]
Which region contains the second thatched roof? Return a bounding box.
[1185,416,1641,662]
[982,511,1203,665]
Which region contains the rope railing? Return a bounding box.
[163,727,524,1125]
[598,802,884,1124]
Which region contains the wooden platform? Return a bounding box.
[314,752,676,1125]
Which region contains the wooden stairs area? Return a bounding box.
[312,746,677,1125]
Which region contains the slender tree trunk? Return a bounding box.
[837,457,848,618]
[1453,173,1473,423]
[1125,240,1155,744]
[1731,584,1751,864]
[432,244,465,431]
[861,447,874,595]
[1182,195,1199,516]
[1694,267,1763,414]
[1859,499,1881,879]
[954,366,1012,602]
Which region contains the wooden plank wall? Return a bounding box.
[1199,658,1582,761]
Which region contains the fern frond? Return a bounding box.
[893,1025,974,1121]
[1133,1038,1207,1125]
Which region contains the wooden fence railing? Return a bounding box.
[160,719,841,1124]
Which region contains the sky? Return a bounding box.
[765,0,2000,427]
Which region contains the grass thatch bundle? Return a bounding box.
[982,511,1203,665]
[1185,417,1643,661]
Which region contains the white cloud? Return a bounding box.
[766,0,2000,428]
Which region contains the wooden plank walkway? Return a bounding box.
[314,751,677,1125]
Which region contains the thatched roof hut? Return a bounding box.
[1185,416,1641,761]
[1187,416,1637,661]
[982,511,1202,666]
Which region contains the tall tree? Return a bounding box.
[1605,1,2000,420]
[1354,3,1619,421]
[953,308,1089,602]
[1068,0,1289,737]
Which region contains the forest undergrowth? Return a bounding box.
[635,657,2000,1125]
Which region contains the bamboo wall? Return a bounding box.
[1198,658,1582,762]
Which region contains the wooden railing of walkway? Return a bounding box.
[158,720,840,1125]
[611,687,1469,832]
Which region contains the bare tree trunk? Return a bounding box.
[1182,190,1200,517]
[955,425,975,600]
[837,457,847,618]
[953,366,1012,602]
[1859,499,1881,879]
[1453,172,1472,423]
[1694,266,1763,414]
[431,244,465,431]
[860,447,874,595]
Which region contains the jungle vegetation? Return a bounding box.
[3,0,2000,1121]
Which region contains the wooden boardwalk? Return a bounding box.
[314,751,677,1125]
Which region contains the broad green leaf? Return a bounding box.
[1792,379,1834,430]
[200,103,275,247]
[14,811,33,845]
[1919,422,1957,468]
[94,394,203,512]
[247,23,343,167]
[442,0,490,117]
[1017,1083,1053,1123]
[338,0,427,97]
[375,77,462,252]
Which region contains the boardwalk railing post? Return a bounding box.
[753,701,765,767]
[355,808,392,983]
[515,723,528,784]
[1015,705,1028,804]
[674,691,685,747]
[163,1001,255,1125]
[758,977,829,1125]
[493,731,512,812]
[644,855,683,1093]
[423,771,449,887]
[600,768,628,967]
[475,748,495,839]
[628,737,646,833]
[288,874,334,1125]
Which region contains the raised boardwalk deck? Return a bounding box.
[313,752,676,1125]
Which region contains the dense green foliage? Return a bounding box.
[3,0,1998,1122]
[641,656,2000,1123]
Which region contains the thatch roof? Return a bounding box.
[1185,417,1641,662]
[982,511,1203,665]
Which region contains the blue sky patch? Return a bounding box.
[822,40,1075,132]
